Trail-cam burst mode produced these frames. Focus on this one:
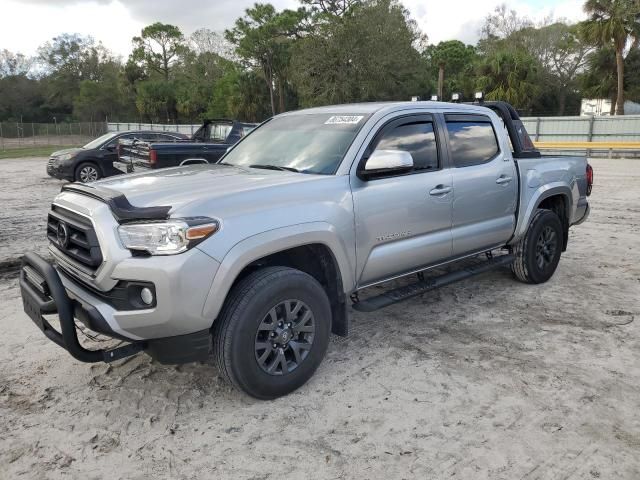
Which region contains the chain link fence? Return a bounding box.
[0,122,108,150]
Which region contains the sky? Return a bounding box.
[1,0,587,59]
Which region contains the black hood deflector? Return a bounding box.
[61,183,171,223]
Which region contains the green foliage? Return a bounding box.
[292,0,430,106]
[2,1,640,123]
[0,49,32,77]
[425,40,477,99]
[580,0,640,114]
[0,75,44,121]
[476,49,541,113]
[206,67,272,122]
[135,80,177,123]
[130,23,188,81]
[226,3,307,115]
[36,34,119,119]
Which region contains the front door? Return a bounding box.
[351,115,453,286]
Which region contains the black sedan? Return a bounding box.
[46,130,188,183]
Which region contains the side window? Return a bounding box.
[373,121,438,172]
[158,134,179,142]
[446,120,499,167]
[209,124,232,142]
[107,134,132,149]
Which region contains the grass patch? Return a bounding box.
[0,145,77,159]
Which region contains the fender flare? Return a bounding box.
[510,182,573,244]
[201,222,355,321]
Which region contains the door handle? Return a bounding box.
[496,175,513,185]
[429,185,452,196]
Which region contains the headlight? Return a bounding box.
[58,153,75,162]
[118,218,219,255]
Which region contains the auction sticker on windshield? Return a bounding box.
[325,115,364,125]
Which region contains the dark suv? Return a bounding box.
[46,130,188,183]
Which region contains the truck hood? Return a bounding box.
[93,164,330,213]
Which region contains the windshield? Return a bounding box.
[83,132,118,149]
[221,113,368,175]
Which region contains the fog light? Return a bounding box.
[140,287,154,306]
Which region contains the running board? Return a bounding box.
[352,254,514,313]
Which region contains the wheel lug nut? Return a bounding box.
[287,323,292,328]
[272,343,277,348]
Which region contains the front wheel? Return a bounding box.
[512,209,563,284]
[75,162,102,183]
[213,266,331,399]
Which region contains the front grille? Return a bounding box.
[47,205,103,273]
[47,158,55,166]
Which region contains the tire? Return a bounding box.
[512,209,563,284]
[213,266,332,399]
[75,162,102,183]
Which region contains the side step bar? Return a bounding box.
[352,254,514,313]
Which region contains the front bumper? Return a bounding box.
[19,252,212,364]
[46,159,73,181]
[20,252,145,363]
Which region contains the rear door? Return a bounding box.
[351,114,453,286]
[445,114,518,256]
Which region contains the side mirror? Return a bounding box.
[362,149,413,178]
[106,144,116,152]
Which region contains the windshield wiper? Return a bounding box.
[249,164,300,173]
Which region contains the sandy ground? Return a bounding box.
[0,157,639,479]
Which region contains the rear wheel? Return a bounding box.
[213,266,331,399]
[512,209,563,284]
[75,162,101,183]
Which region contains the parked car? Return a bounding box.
[46,130,188,183]
[20,100,592,399]
[115,119,257,173]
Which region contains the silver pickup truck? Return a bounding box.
[20,100,592,399]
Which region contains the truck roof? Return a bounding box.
[283,101,491,116]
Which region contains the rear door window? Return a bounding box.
[445,116,500,167]
[209,124,232,142]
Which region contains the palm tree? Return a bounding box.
[581,0,640,115]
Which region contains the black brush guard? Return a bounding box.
[19,252,145,363]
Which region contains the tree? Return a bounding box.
[581,0,640,114]
[299,0,361,17]
[292,0,429,106]
[476,49,541,113]
[0,49,33,77]
[190,28,237,60]
[73,78,121,121]
[481,4,533,40]
[425,41,476,100]
[515,23,591,114]
[135,80,177,123]
[37,34,119,118]
[581,46,618,113]
[206,67,272,122]
[226,4,307,115]
[174,49,228,120]
[0,75,45,121]
[131,23,187,81]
